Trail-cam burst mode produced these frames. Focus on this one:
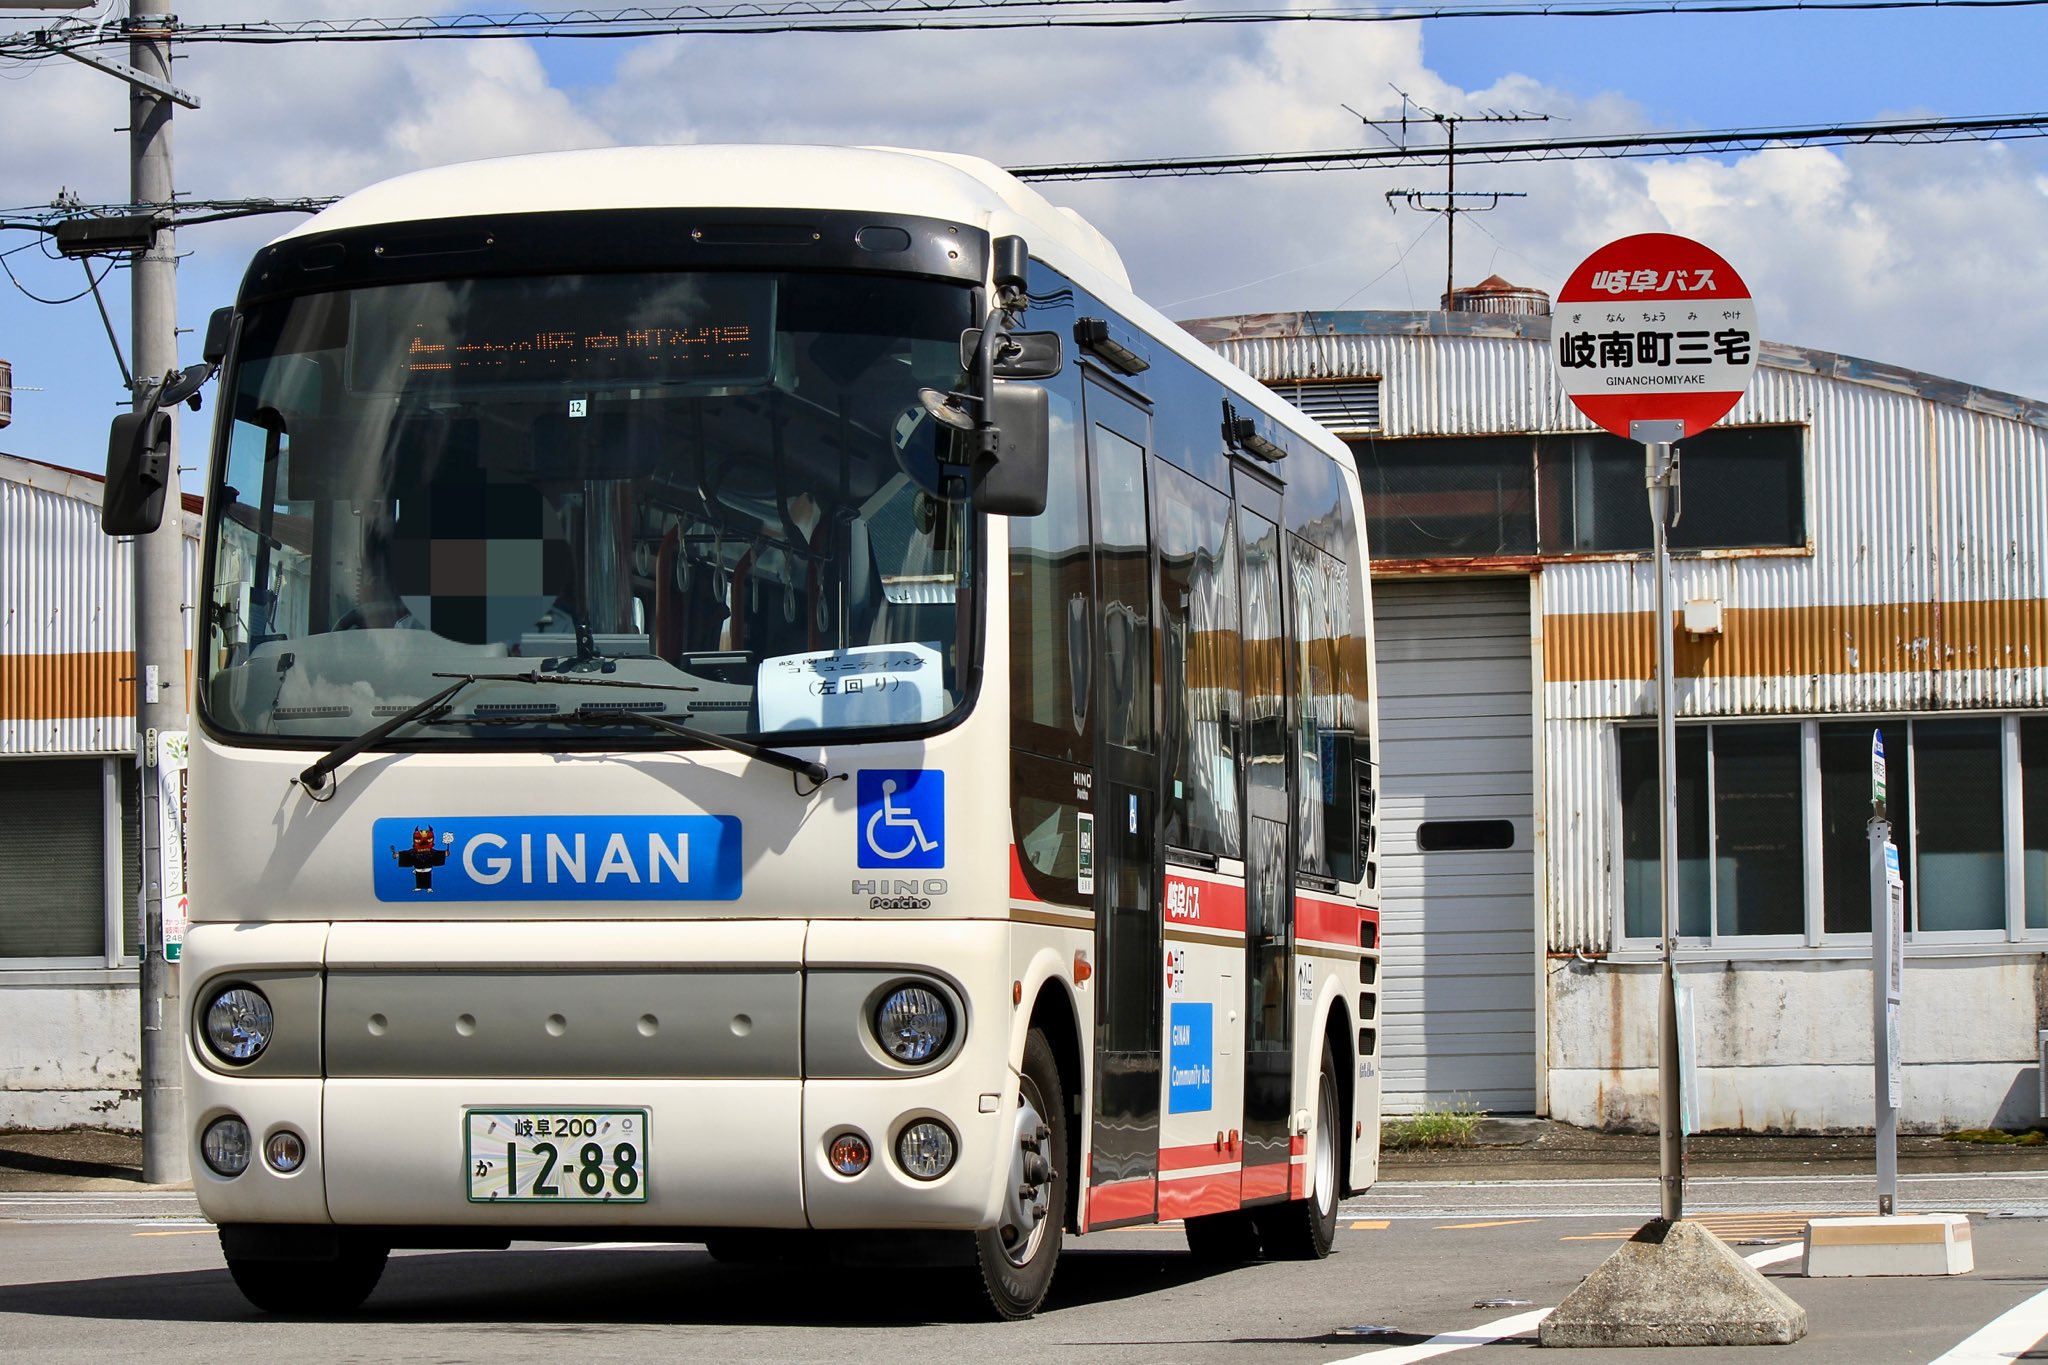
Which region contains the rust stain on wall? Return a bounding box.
[1544,599,2048,684]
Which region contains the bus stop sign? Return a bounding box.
[1553,233,1759,440]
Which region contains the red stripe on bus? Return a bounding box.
[1087,1176,1157,1226]
[1239,1162,1290,1201]
[1289,1135,1305,1155]
[1009,846,1041,904]
[1295,892,1364,945]
[1159,1172,1241,1221]
[1292,1162,1307,1200]
[1163,870,1247,932]
[1159,1142,1234,1172]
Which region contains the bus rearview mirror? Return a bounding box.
[974,383,1049,518]
[102,409,172,536]
[959,328,1064,380]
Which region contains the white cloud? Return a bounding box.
[7,7,2048,476]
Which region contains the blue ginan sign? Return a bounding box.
[372,816,742,901]
[1168,1002,1214,1114]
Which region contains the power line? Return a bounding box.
[7,0,2048,53]
[3,112,2043,234]
[1008,112,2048,180]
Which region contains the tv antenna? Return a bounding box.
[1350,89,1548,306]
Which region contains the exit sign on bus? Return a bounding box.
[1553,233,1759,440]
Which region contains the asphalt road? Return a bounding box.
[4,1173,2047,1364]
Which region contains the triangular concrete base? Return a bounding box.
[1538,1219,1808,1348]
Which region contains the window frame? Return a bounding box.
[1354,423,1813,566]
[1610,713,2048,955]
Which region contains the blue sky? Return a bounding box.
[4,2,2046,483]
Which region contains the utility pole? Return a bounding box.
[128,6,189,1185]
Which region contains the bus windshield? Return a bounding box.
[202,269,980,747]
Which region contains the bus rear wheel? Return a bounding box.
[223,1237,388,1315]
[1251,1043,1341,1261]
[973,1027,1066,1320]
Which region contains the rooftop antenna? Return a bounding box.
[1362,89,1548,306]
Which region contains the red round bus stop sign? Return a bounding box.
[1553,233,1758,440]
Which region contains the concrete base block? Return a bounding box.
[1803,1214,1973,1277]
[1538,1218,1808,1348]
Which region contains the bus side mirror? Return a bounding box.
[201,306,233,366]
[975,383,1049,517]
[102,408,172,536]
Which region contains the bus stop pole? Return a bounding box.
[1638,420,1687,1223]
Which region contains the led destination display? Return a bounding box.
[347,273,776,392]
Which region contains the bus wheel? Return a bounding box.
[1184,1208,1262,1263]
[223,1238,388,1315]
[1252,1044,1340,1261]
[973,1027,1066,1320]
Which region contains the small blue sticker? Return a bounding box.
[857,769,944,869]
[1168,1002,1214,1114]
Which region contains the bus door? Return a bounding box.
[1083,378,1161,1226]
[1235,475,1296,1204]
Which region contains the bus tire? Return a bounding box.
[224,1239,388,1315]
[1183,1208,1262,1263]
[1252,1043,1340,1261]
[973,1027,1066,1320]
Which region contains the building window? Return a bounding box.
[0,757,132,963]
[1619,714,2048,945]
[1358,425,1806,562]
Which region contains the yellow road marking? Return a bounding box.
[1437,1218,1539,1231]
[1349,1220,1391,1230]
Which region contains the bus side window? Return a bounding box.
[1009,383,1093,764]
[1155,461,1241,860]
[1290,532,1359,882]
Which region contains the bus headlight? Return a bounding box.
[203,986,274,1064]
[874,985,951,1064]
[202,1116,252,1177]
[896,1120,956,1180]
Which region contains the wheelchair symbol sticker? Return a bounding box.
[857,769,945,869]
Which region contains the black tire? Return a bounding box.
[223,1239,388,1315]
[973,1027,1067,1320]
[1252,1043,1341,1261]
[1184,1208,1262,1263]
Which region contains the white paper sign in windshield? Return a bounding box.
[756,642,943,731]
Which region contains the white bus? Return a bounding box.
[114,144,1383,1319]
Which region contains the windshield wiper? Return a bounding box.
[295,670,702,799]
[441,706,831,792]
[297,673,480,799]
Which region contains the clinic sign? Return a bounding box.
[1553,233,1759,440]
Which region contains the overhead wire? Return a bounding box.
[6,0,2048,52]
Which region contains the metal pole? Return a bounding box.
[1637,421,1686,1223]
[130,7,188,1185]
[1871,814,1897,1215]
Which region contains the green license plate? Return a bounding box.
[465,1108,649,1203]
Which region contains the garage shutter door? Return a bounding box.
[0,758,106,958]
[1374,578,1537,1115]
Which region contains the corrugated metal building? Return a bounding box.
[1,451,197,1129]
[1191,297,2048,1132]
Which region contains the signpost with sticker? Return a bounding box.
[1554,234,1759,1226]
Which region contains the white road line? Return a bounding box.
[1321,1239,1799,1361]
[1328,1307,1552,1364]
[1364,1172,2048,1191]
[1929,1286,2048,1364]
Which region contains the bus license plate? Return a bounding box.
[464,1108,649,1203]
